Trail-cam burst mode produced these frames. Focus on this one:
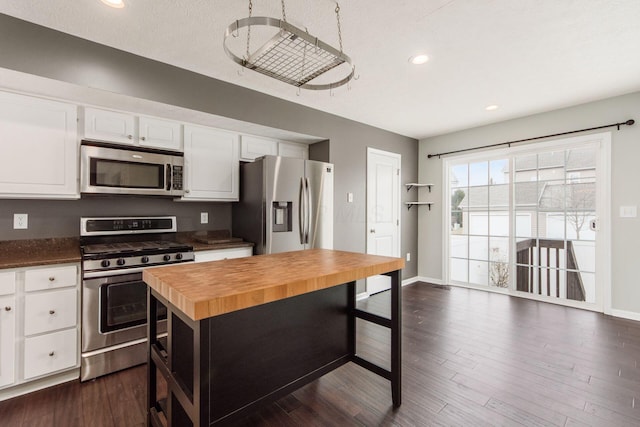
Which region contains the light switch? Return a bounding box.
[620,206,637,218]
[347,192,354,203]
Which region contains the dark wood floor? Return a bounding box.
[2,282,640,426]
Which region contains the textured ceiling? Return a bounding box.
[1,0,639,139]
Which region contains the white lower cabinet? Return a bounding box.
[24,329,77,380]
[194,247,253,263]
[0,263,79,397]
[0,295,16,388]
[24,288,77,336]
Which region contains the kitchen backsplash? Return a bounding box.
[0,198,232,241]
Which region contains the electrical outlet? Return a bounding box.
[406,252,411,262]
[200,212,209,224]
[14,213,28,229]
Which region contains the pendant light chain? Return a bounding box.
[281,0,287,22]
[335,3,343,53]
[245,0,253,61]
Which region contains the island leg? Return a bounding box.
[389,269,402,407]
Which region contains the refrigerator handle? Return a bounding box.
[299,177,305,245]
[305,177,311,244]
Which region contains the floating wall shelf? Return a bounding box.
[405,183,434,192]
[404,202,434,211]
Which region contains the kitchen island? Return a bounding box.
[143,249,404,427]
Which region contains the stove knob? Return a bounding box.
[117,258,125,266]
[176,253,183,260]
[101,260,111,268]
[141,256,150,264]
[163,254,171,262]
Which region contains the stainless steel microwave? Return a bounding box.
[80,142,184,197]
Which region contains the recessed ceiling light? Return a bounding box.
[409,54,429,65]
[485,105,499,111]
[100,0,124,8]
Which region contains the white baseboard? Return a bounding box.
[402,276,420,286]
[609,308,640,322]
[412,276,443,285]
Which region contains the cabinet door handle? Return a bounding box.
[185,189,190,194]
[4,306,11,312]
[127,134,133,140]
[48,351,55,357]
[48,276,56,282]
[141,136,146,141]
[49,310,56,315]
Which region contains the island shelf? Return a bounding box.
[144,249,405,427]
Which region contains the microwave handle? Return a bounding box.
[166,164,172,191]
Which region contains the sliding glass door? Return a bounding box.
[446,133,609,310]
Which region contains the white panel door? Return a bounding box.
[84,107,135,145]
[139,116,182,151]
[240,135,278,161]
[0,295,16,388]
[183,125,239,201]
[367,148,401,294]
[0,91,78,198]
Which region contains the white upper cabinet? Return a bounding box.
[139,116,182,151]
[83,107,135,145]
[240,135,278,161]
[278,141,308,160]
[182,125,239,201]
[83,107,183,152]
[0,91,79,199]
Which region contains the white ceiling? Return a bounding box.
[1,0,639,140]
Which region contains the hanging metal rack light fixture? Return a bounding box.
[224,0,355,91]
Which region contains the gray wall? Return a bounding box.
[0,198,231,240]
[418,91,640,316]
[0,15,418,280]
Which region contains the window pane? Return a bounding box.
[515,214,533,238]
[489,262,510,288]
[567,147,596,171]
[515,154,536,172]
[469,213,488,235]
[538,151,564,169]
[490,159,509,184]
[450,164,468,187]
[544,213,566,239]
[450,235,468,258]
[538,180,565,211]
[489,211,509,236]
[469,162,488,186]
[469,260,488,285]
[579,271,595,303]
[467,186,488,209]
[489,237,509,261]
[489,184,509,209]
[469,236,488,260]
[450,258,468,282]
[570,241,595,273]
[514,182,540,207]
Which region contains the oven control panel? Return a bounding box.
[82,251,195,275]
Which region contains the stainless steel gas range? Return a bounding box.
[79,216,194,381]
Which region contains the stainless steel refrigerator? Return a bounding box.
[233,156,333,254]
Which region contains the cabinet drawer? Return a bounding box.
[0,271,15,295]
[24,328,77,380]
[194,247,253,263]
[25,265,77,292]
[25,288,77,336]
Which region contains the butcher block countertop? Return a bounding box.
[143,249,405,321]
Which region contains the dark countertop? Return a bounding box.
[0,237,81,269]
[0,232,253,270]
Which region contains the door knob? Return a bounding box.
[370,229,375,233]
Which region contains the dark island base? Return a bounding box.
[147,271,401,427]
